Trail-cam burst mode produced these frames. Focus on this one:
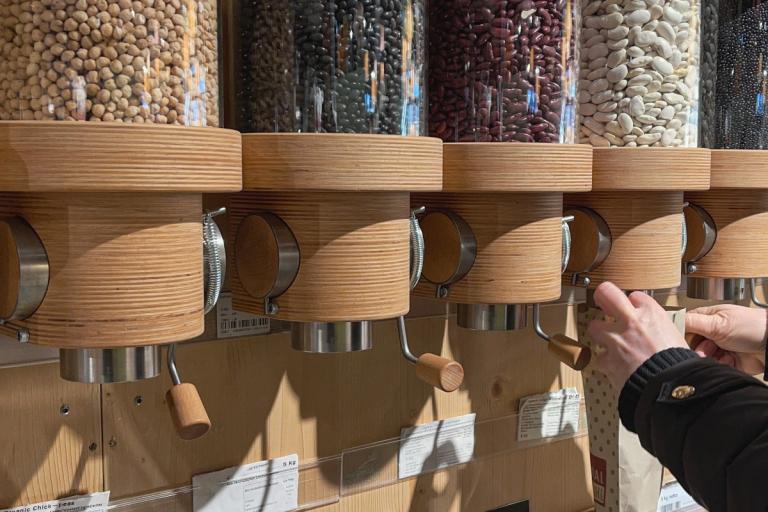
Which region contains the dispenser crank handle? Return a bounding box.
[166,344,211,440]
[397,316,464,392]
[532,304,591,371]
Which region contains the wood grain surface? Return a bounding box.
[686,189,768,277]
[592,147,710,191]
[242,134,443,192]
[0,193,204,347]
[0,121,242,192]
[564,191,684,290]
[0,362,102,508]
[230,191,410,322]
[442,143,593,192]
[99,310,592,511]
[710,149,768,189]
[413,192,564,304]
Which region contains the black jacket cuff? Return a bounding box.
[618,347,700,432]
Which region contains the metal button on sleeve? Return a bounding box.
[671,385,696,399]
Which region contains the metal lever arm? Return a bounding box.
[397,316,464,392]
[166,344,211,440]
[532,304,591,371]
[397,208,464,392]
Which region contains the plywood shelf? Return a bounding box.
[442,143,592,192]
[710,150,768,189]
[591,147,710,191]
[241,133,443,191]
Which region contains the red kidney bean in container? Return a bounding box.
[429,0,580,143]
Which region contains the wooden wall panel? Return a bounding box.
[0,362,102,508]
[101,305,593,511]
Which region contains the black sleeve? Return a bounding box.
[618,348,768,512]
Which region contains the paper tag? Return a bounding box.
[193,454,299,512]
[216,292,270,339]
[657,482,701,512]
[0,492,110,512]
[398,413,476,479]
[517,387,581,442]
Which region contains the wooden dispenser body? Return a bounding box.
[565,148,711,290]
[685,151,768,278]
[0,122,243,348]
[414,143,593,304]
[232,133,443,323]
[413,192,564,304]
[230,191,411,322]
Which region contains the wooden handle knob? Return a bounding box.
[415,353,464,392]
[166,383,211,440]
[547,334,591,371]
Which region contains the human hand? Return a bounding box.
[685,304,766,375]
[587,282,690,388]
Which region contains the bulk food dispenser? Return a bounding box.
[224,0,464,392]
[415,0,593,370]
[683,0,768,305]
[0,0,242,439]
[569,0,710,294]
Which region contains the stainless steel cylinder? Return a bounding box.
[60,346,162,384]
[291,321,373,353]
[686,277,746,301]
[457,304,528,331]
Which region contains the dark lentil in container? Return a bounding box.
[428,0,580,143]
[708,0,768,148]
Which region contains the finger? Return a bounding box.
[586,319,623,354]
[593,282,637,324]
[685,312,726,340]
[694,339,718,358]
[717,352,737,368]
[627,290,659,310]
[736,354,766,376]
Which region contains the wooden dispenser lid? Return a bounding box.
[241,133,443,191]
[0,121,242,192]
[442,143,592,192]
[709,150,768,189]
[592,147,710,191]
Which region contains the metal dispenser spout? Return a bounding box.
[60,346,161,384]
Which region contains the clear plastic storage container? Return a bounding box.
[428,0,580,143]
[578,0,700,147]
[702,0,768,148]
[0,0,220,125]
[229,0,426,135]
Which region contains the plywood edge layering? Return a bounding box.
[230,191,410,322]
[0,121,242,192]
[686,189,768,278]
[591,147,710,191]
[710,150,768,189]
[0,193,204,347]
[564,191,684,290]
[241,133,443,191]
[413,192,563,304]
[441,143,593,192]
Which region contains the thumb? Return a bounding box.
[685,312,728,342]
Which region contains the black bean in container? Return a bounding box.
[230,0,426,135]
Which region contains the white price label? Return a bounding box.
[657,481,702,512]
[398,413,476,479]
[193,454,299,512]
[216,292,270,339]
[517,387,581,442]
[0,492,110,512]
